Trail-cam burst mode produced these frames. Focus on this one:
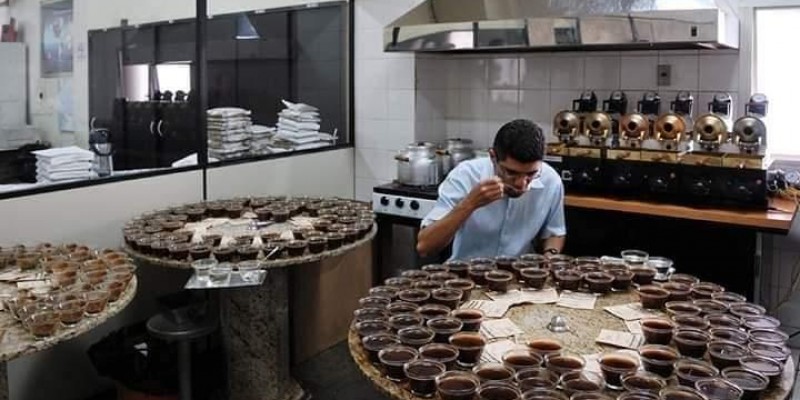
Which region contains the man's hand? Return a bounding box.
[465,177,504,210]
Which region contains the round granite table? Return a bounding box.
[349,286,796,400]
[125,226,377,400]
[0,276,137,400]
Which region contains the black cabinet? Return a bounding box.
[89,21,198,171]
[88,28,122,131]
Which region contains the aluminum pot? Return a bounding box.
[395,142,441,187]
[439,138,475,178]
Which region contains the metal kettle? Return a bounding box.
[439,138,475,178]
[89,129,114,177]
[395,142,441,187]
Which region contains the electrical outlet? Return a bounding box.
[657,64,671,87]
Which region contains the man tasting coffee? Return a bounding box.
[417,119,566,260]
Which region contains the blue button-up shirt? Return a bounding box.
[421,157,566,260]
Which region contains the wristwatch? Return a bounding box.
[544,248,560,256]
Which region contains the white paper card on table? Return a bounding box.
[460,300,513,319]
[582,353,602,374]
[596,329,644,350]
[484,290,523,302]
[480,318,525,340]
[518,287,559,304]
[16,280,50,290]
[0,271,31,282]
[605,303,657,321]
[557,292,597,310]
[480,339,519,364]
[485,288,559,305]
[625,320,643,335]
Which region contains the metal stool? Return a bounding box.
[147,306,218,400]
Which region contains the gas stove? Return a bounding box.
[372,182,438,220]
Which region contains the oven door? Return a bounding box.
[374,214,451,284]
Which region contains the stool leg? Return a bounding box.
[177,340,192,400]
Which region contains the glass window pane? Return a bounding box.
[756,8,800,158]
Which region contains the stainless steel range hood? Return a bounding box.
[384,0,739,53]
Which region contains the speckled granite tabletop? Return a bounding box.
[349,285,795,400]
[0,277,137,362]
[124,225,377,271]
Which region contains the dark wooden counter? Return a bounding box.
[566,195,797,234]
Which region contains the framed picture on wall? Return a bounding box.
[41,0,73,76]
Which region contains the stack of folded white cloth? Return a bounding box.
[275,100,323,144]
[207,107,253,160]
[33,146,97,183]
[249,124,277,155]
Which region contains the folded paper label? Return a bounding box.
[480,318,525,341]
[604,303,657,321]
[595,329,644,350]
[557,292,597,310]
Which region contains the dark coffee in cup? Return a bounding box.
[598,353,638,389]
[641,318,675,345]
[639,345,679,377]
[405,360,445,398]
[449,332,486,368]
[452,309,484,332]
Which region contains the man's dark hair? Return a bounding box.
[492,119,545,163]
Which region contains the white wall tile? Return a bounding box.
[520,55,550,90]
[459,89,488,120]
[356,118,411,151]
[355,59,388,89]
[416,89,446,121]
[388,57,415,90]
[550,90,579,116]
[445,119,462,137]
[699,53,740,92]
[387,89,415,120]
[445,89,461,119]
[620,55,658,91]
[657,53,699,92]
[355,87,388,120]
[416,58,446,90]
[519,90,551,125]
[355,28,386,60]
[355,178,380,202]
[584,55,621,91]
[550,56,585,90]
[488,58,520,90]
[458,58,488,89]
[415,119,447,144]
[387,119,417,146]
[487,90,519,120]
[354,2,382,31]
[355,147,396,181]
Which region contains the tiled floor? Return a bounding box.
[294,341,390,400]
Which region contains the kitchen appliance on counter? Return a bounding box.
[89,128,114,177]
[394,142,441,187]
[602,90,629,147]
[548,90,772,209]
[438,138,475,178]
[548,91,607,193]
[372,182,446,282]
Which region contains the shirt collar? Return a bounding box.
[528,179,545,190]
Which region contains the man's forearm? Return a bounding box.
[416,200,477,257]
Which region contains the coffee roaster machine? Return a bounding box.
[546,91,771,208]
